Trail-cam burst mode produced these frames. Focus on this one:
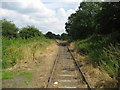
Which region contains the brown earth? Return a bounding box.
[28,43,59,88]
[69,42,118,88]
[2,42,59,88]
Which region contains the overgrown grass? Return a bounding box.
[2,71,14,79]
[2,70,33,82]
[2,37,54,81]
[76,34,120,78]
[2,37,54,69]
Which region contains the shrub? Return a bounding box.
[2,19,19,38]
[19,26,43,39]
[76,34,120,78]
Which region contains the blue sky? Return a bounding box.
[0,0,82,34]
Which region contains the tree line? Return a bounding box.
[65,2,120,41]
[1,19,67,40]
[1,19,43,39]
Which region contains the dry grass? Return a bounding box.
[69,42,118,88]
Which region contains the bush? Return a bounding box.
[2,37,53,69]
[19,26,43,39]
[76,34,120,78]
[2,19,19,38]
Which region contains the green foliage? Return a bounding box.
[61,33,69,40]
[66,2,120,78]
[2,19,19,38]
[45,31,56,39]
[45,31,61,39]
[45,31,70,40]
[2,71,15,79]
[100,44,119,77]
[2,37,21,68]
[2,70,33,81]
[96,2,120,35]
[76,34,120,78]
[2,37,53,69]
[2,19,54,69]
[65,2,120,40]
[19,26,43,39]
[65,2,101,40]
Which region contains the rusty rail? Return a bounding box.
[67,46,92,90]
[46,47,60,88]
[46,42,92,89]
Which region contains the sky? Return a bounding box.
[0,0,83,34]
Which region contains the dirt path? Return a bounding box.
[2,42,59,88]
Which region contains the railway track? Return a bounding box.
[46,42,91,89]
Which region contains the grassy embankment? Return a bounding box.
[2,37,54,80]
[74,33,120,79]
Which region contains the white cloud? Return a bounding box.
[0,0,80,34]
[58,0,82,3]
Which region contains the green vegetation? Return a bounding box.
[19,71,33,82]
[2,19,19,38]
[65,2,120,79]
[2,70,33,82]
[2,37,53,80]
[19,26,44,39]
[76,35,119,77]
[45,31,69,40]
[2,71,14,79]
[61,33,69,40]
[45,31,60,39]
[2,19,54,69]
[1,19,54,81]
[2,37,53,69]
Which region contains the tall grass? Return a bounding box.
[76,34,120,78]
[2,37,54,69]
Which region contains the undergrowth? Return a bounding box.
[2,70,33,82]
[2,37,54,69]
[76,34,120,78]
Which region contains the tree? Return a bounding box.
[55,34,61,39]
[65,2,101,40]
[65,2,120,41]
[61,33,69,40]
[2,19,19,38]
[19,26,43,39]
[45,32,62,39]
[96,2,120,35]
[45,31,56,39]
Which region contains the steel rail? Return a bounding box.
[67,46,92,90]
[46,47,60,88]
[46,41,92,89]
